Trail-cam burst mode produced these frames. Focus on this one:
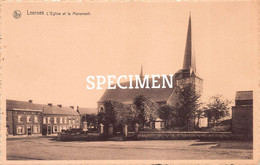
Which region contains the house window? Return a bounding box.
[60,117,63,124]
[54,117,57,124]
[64,126,67,130]
[53,125,58,133]
[33,125,40,133]
[69,119,71,124]
[18,116,23,123]
[47,117,51,124]
[27,116,32,123]
[34,116,38,123]
[72,119,75,124]
[64,117,67,124]
[16,125,25,134]
[43,117,47,124]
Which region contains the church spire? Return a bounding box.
[183,13,196,72]
[140,65,144,80]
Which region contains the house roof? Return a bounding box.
[6,100,44,111]
[235,91,253,101]
[43,105,79,115]
[98,76,175,104]
[6,100,79,116]
[77,108,97,114]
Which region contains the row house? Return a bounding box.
[42,104,80,135]
[6,99,81,137]
[6,100,43,137]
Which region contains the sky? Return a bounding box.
[2,1,258,108]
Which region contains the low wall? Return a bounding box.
[128,131,252,141]
[58,131,252,141]
[57,132,101,141]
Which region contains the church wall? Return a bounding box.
[194,77,203,97]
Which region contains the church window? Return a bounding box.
[99,105,105,113]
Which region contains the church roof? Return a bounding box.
[98,76,175,104]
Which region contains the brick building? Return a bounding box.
[6,100,43,137]
[6,100,81,137]
[232,91,253,136]
[42,104,81,136]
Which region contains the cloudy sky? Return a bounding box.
[3,1,258,108]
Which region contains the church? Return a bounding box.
[97,15,203,127]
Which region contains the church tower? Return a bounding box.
[174,14,203,96]
[166,14,203,129]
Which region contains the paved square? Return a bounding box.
[7,137,253,160]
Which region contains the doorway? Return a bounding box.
[47,126,52,135]
[27,125,32,135]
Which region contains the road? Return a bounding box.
[6,137,253,160]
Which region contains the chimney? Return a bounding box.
[57,104,62,108]
[76,106,80,114]
[70,106,74,109]
[48,103,53,107]
[29,100,33,103]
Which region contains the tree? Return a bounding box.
[204,94,232,126]
[157,105,175,128]
[158,105,174,120]
[133,94,159,127]
[97,100,138,133]
[82,113,98,129]
[174,83,201,131]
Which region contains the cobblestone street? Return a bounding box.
[6,137,253,160]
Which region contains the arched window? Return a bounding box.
[99,105,105,113]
